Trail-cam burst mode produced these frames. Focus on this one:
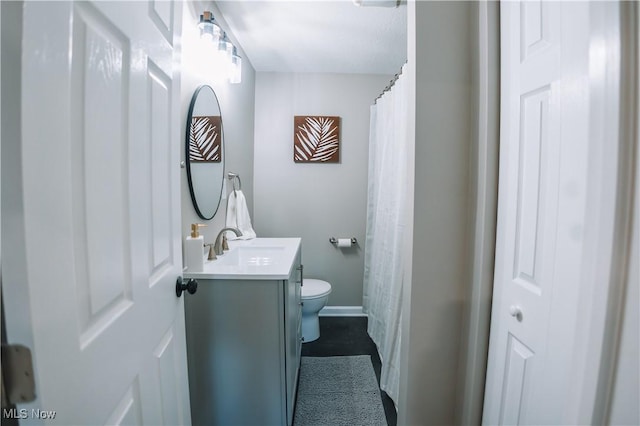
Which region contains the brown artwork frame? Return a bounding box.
[293,115,340,163]
[189,115,222,163]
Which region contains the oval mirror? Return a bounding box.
[185,85,225,220]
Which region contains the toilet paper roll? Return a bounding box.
[337,238,352,248]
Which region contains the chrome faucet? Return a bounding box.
[213,227,242,256]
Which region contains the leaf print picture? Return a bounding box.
[294,116,340,163]
[189,115,222,162]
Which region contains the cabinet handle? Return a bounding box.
[297,264,304,286]
[176,278,198,298]
[299,302,304,306]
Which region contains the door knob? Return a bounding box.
[509,305,523,321]
[176,278,198,297]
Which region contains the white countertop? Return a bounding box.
[183,237,301,280]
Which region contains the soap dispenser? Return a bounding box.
[185,224,206,272]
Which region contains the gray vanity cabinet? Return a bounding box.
[185,245,303,426]
[285,254,303,423]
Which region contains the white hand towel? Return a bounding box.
[225,190,257,240]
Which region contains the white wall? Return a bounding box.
[399,1,476,424]
[253,72,391,306]
[180,1,256,246]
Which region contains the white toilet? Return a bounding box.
[301,279,332,343]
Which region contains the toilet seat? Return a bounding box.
[301,279,332,299]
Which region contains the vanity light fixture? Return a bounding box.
[229,46,242,84]
[197,11,241,85]
[198,11,222,44]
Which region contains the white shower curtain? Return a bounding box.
[363,64,410,407]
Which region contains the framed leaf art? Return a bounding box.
[294,115,340,163]
[189,115,222,162]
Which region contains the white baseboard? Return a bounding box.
[319,306,366,317]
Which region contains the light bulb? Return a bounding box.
[198,11,221,44]
[230,46,242,84]
[218,32,234,62]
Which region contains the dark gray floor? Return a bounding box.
[300,317,397,426]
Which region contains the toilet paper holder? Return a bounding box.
[329,237,358,245]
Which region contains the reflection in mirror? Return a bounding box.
[186,85,225,220]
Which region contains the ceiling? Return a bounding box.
[214,0,407,75]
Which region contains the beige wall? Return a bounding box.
[609,154,639,424]
[609,11,640,418]
[455,2,500,424]
[252,72,391,306]
[399,1,477,424]
[180,1,256,246]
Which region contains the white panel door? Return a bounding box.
[14,1,190,424]
[483,1,594,424]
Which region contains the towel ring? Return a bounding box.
[227,172,242,196]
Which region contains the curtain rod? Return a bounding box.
[374,61,408,103]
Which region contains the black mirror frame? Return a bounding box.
[185,85,225,220]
